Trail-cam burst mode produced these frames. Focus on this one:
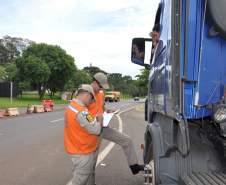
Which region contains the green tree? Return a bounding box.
[5,62,18,82]
[16,56,50,99]
[135,69,149,96]
[108,73,138,97]
[0,44,9,65]
[0,41,19,65]
[65,70,92,91]
[5,42,19,62]
[130,81,139,96]
[0,66,7,82]
[108,73,123,90]
[81,66,149,97]
[21,43,76,97]
[18,81,31,96]
[122,75,133,82]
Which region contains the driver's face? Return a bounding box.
[149,31,160,41]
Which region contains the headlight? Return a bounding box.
[213,105,226,123]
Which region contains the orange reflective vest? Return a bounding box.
[64,100,99,155]
[88,90,104,117]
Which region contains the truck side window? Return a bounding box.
[150,3,162,63]
[153,3,162,31]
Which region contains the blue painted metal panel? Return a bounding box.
[182,0,203,118]
[150,0,226,120]
[182,0,226,119]
[180,0,185,78]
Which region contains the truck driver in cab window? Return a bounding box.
[149,3,161,62]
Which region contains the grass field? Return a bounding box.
[121,94,133,99]
[0,92,67,109]
[0,92,138,109]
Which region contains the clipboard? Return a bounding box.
[103,112,114,127]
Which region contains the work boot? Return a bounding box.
[130,164,145,175]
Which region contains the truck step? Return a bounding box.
[180,172,226,185]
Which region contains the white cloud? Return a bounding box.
[81,0,140,12]
[0,0,160,77]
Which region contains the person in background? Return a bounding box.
[89,72,145,175]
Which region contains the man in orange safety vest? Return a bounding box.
[64,84,102,185]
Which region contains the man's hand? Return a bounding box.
[106,109,116,113]
[97,114,103,125]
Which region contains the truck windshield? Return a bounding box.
[106,92,113,95]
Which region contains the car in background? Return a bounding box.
[134,97,139,101]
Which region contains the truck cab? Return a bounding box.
[105,91,121,102]
[131,0,226,184]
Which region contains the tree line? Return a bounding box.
[0,36,149,99]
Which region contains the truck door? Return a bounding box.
[150,0,172,115]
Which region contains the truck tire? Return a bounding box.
[207,0,226,39]
[143,129,156,184]
[145,98,148,121]
[143,130,153,164]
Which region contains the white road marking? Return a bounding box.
[100,163,106,166]
[66,106,136,185]
[50,118,64,123]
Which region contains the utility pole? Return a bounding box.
[10,81,13,104]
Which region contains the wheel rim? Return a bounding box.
[149,160,156,185]
[144,160,156,185]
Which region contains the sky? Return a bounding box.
[0,0,159,77]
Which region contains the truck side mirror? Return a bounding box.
[131,38,152,68]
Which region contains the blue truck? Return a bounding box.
[131,0,226,184]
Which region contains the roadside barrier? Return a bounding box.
[27,104,35,114]
[0,111,5,118]
[34,105,45,113]
[5,108,20,116]
[42,100,54,112]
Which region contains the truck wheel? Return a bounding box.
[147,160,156,185]
[143,131,157,184]
[143,131,153,164]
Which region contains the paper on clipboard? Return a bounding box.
[103,112,114,127]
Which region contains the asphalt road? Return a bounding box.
[0,100,146,185]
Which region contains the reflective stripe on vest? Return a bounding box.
[68,105,79,113]
[64,101,99,155]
